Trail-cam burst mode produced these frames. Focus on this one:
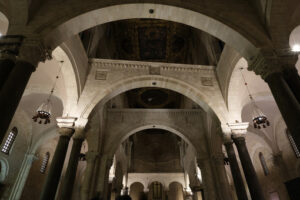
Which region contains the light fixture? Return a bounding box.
[240,68,270,129]
[292,44,300,52]
[289,26,300,53]
[32,60,64,124]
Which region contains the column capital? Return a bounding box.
[0,35,23,61]
[228,122,249,136]
[56,117,77,128]
[58,127,75,137]
[248,52,297,80]
[18,37,52,66]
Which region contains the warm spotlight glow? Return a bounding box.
[292,44,300,52]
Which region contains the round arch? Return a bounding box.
[106,124,199,159]
[43,4,258,59]
[0,157,9,182]
[80,75,227,123]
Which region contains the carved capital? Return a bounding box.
[248,52,296,80]
[0,35,23,61]
[56,117,77,128]
[228,122,249,135]
[248,53,277,79]
[18,38,52,66]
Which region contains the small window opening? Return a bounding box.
[1,127,18,155]
[286,129,300,158]
[259,152,269,176]
[40,152,50,174]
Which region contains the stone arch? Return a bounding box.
[43,4,258,59]
[168,182,185,200]
[0,157,9,182]
[129,182,145,200]
[106,124,199,159]
[82,75,227,123]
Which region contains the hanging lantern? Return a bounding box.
[251,102,270,129]
[240,68,270,129]
[32,60,64,125]
[32,99,52,124]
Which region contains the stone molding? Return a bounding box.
[18,38,52,66]
[90,58,215,74]
[0,35,23,61]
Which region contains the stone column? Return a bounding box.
[283,67,300,103]
[212,154,234,200]
[81,151,98,200]
[224,140,248,200]
[40,118,75,200]
[59,130,85,200]
[197,158,217,200]
[229,122,265,200]
[248,54,300,147]
[265,72,300,146]
[191,186,202,200]
[0,38,51,144]
[8,152,37,200]
[0,36,22,91]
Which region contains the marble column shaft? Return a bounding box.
[40,128,74,200]
[81,152,98,200]
[283,67,300,103]
[233,136,265,200]
[197,159,217,200]
[59,136,84,200]
[224,141,248,200]
[265,72,300,147]
[0,36,23,91]
[212,154,234,200]
[0,60,35,144]
[8,152,37,200]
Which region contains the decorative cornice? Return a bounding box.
[90,58,215,74]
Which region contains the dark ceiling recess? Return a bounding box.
[127,87,182,109]
[130,129,183,172]
[80,19,224,65]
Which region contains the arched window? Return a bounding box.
[153,182,162,199]
[1,127,18,155]
[40,152,50,174]
[259,152,269,176]
[286,129,300,158]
